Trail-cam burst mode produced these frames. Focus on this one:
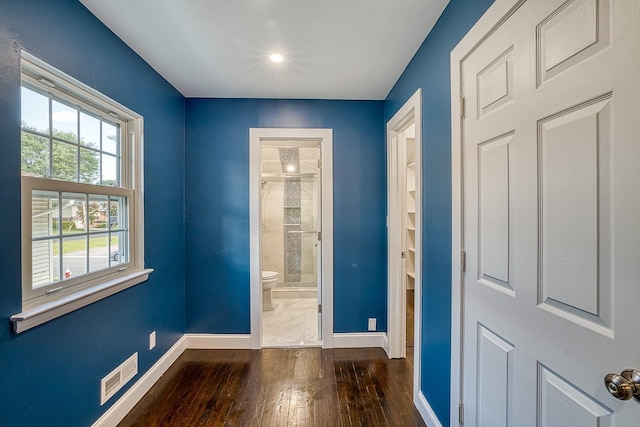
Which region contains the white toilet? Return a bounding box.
[262,270,279,311]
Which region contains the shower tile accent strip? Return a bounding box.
[280,148,301,284]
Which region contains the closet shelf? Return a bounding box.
[407,272,416,279]
[407,227,416,232]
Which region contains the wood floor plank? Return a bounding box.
[119,347,426,427]
[407,290,415,347]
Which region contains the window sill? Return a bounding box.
[10,268,154,334]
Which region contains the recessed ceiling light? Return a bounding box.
[286,164,296,172]
[270,53,284,63]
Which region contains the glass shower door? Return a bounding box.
[260,142,321,346]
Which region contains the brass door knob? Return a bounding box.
[604,369,640,401]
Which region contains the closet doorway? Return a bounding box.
[387,89,422,395]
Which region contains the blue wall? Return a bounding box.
[384,0,494,424]
[0,1,186,425]
[0,0,494,424]
[185,99,386,334]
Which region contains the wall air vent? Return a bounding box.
[100,352,138,405]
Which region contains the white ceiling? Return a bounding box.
[79,0,450,100]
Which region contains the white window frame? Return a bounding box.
[11,51,152,333]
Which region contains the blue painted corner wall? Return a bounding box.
[0,1,186,425]
[185,99,387,334]
[384,0,494,424]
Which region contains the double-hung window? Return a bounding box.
[13,52,150,333]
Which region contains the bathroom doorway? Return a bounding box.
[249,129,334,349]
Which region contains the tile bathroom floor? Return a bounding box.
[262,297,320,346]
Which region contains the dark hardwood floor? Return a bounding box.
[119,347,426,427]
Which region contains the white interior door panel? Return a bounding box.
[459,0,640,425]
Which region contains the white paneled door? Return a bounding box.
[459,0,639,425]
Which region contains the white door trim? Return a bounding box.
[450,0,525,423]
[387,89,422,398]
[249,128,334,349]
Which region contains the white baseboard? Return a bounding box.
[333,332,387,348]
[415,391,443,427]
[92,335,187,427]
[185,333,251,349]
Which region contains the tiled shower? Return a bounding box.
[261,147,318,290]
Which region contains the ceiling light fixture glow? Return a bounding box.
[286,164,296,172]
[270,53,284,63]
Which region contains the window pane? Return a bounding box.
[102,122,118,154]
[80,112,100,148]
[31,190,60,290]
[109,197,128,266]
[32,190,58,238]
[52,140,78,181]
[62,235,87,279]
[21,86,49,134]
[102,153,118,186]
[88,194,109,230]
[109,197,124,230]
[21,131,50,177]
[89,233,109,273]
[61,193,86,234]
[80,148,100,184]
[110,231,127,266]
[21,131,49,177]
[33,239,59,289]
[52,100,77,142]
